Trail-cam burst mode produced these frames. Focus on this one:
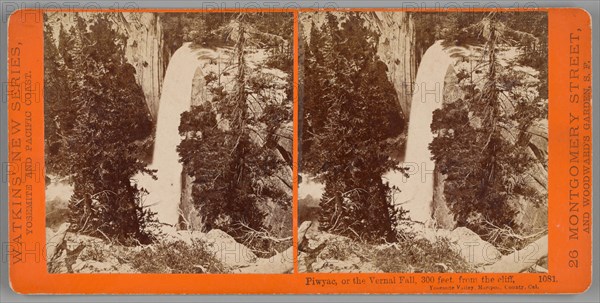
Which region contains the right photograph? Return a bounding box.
[297,11,549,273]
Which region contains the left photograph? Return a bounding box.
[44,12,294,274]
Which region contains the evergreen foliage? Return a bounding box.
[428,13,547,246]
[301,13,406,243]
[177,13,293,252]
[44,14,154,243]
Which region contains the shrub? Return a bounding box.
[301,13,406,243]
[177,14,293,252]
[44,14,154,243]
[374,238,473,273]
[131,240,225,273]
[429,16,547,246]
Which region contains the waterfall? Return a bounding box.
[136,43,201,227]
[386,41,452,227]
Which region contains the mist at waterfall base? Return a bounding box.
[299,41,452,229]
[134,43,201,228]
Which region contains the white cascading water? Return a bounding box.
[386,41,452,227]
[136,43,202,227]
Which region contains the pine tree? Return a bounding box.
[45,14,154,242]
[44,22,70,175]
[178,13,292,250]
[301,13,405,243]
[429,14,546,245]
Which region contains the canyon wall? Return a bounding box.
[300,12,417,119]
[363,12,417,118]
[46,12,166,119]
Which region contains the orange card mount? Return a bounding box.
[7,7,592,294]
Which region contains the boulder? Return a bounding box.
[204,229,257,268]
[483,234,548,273]
[447,227,501,267]
[238,247,294,274]
[297,226,380,273]
[46,223,70,261]
[297,220,314,243]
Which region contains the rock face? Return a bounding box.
[363,12,417,117]
[431,65,460,230]
[118,13,165,118]
[432,169,456,229]
[46,12,166,119]
[300,12,417,118]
